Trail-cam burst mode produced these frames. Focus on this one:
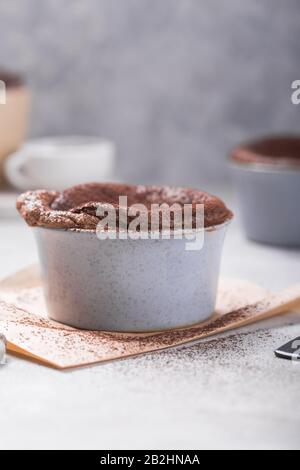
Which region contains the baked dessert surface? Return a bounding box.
[231,136,300,167]
[0,69,24,88]
[16,182,233,231]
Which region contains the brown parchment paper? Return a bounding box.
[0,265,296,370]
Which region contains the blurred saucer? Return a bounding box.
[5,136,116,191]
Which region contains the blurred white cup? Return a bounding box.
[5,135,116,190]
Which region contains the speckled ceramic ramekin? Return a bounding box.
[230,162,300,246]
[34,222,230,332]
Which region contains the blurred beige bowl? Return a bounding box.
[0,84,30,185]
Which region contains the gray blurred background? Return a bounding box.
[0,0,299,188]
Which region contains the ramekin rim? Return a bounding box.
[32,216,233,236]
[229,160,300,174]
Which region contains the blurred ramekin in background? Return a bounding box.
[230,135,300,247]
[0,69,30,186]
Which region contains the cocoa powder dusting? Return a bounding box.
[16,182,233,231]
[230,135,300,168]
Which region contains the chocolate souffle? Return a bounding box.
[230,136,300,168]
[17,183,233,231]
[0,69,24,88]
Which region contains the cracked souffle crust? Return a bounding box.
[16,183,233,231]
[230,136,300,168]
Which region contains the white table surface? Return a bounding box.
[0,193,300,450]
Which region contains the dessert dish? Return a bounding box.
[230,135,300,246]
[17,183,233,332]
[0,68,29,185]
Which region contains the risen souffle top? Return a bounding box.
[16,182,233,231]
[230,136,300,168]
[0,69,24,88]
